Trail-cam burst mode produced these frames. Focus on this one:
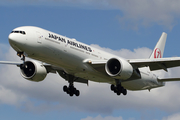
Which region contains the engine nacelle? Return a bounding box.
[105,58,133,80]
[20,61,47,82]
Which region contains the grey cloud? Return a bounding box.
[112,0,180,30]
[82,112,180,120]
[81,115,124,120]
[90,44,152,59]
[163,113,180,120]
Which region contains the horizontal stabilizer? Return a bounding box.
[158,78,180,82]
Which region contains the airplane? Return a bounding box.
[1,26,180,97]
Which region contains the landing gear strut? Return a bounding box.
[63,74,80,97]
[110,83,127,96]
[17,52,26,69]
[17,52,25,62]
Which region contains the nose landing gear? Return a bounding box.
[17,52,25,62]
[17,52,27,70]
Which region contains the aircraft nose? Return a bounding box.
[8,31,26,44]
[8,33,16,43]
[8,33,19,46]
[8,31,27,52]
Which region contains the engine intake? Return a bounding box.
[20,61,47,82]
[105,58,133,80]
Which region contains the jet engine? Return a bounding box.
[20,61,47,82]
[105,58,133,80]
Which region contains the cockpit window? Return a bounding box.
[11,31,26,35]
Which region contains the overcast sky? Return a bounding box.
[1,0,180,120]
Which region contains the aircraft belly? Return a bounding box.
[122,71,162,91]
[74,71,114,84]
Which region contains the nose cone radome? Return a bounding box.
[8,33,17,44]
[8,33,26,52]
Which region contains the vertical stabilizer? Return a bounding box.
[149,32,167,59]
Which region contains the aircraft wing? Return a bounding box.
[0,61,57,73]
[129,57,180,71]
[85,57,180,72]
[0,61,23,66]
[158,77,180,82]
[0,61,88,84]
[84,60,107,73]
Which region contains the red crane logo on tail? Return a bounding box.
[154,48,161,58]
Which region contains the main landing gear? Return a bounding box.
[63,84,80,97]
[110,84,127,96]
[62,75,80,97]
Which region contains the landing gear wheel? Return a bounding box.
[69,92,74,97]
[62,74,81,97]
[63,84,80,97]
[75,90,80,96]
[122,89,127,95]
[116,91,121,96]
[111,84,115,91]
[73,87,77,93]
[110,84,127,96]
[113,89,117,93]
[63,85,68,92]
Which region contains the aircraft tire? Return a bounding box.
[63,85,68,92]
[122,89,127,95]
[114,89,118,93]
[111,84,115,91]
[75,90,80,96]
[69,92,74,97]
[117,91,121,96]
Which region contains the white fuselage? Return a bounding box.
[8,26,165,91]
